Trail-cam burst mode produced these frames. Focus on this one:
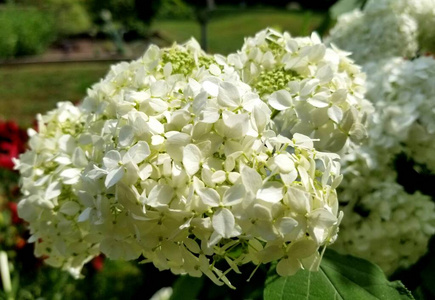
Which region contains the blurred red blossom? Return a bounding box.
[7,202,21,225]
[0,120,28,170]
[91,255,105,272]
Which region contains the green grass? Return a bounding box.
[152,10,326,54]
[0,62,111,127]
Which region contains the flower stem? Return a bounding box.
[271,109,280,120]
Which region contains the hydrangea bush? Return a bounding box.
[328,0,435,64]
[327,0,435,281]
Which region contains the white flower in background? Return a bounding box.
[364,0,435,53]
[333,181,435,275]
[226,28,372,153]
[327,8,418,64]
[328,0,435,64]
[329,55,435,272]
[16,38,344,286]
[364,56,435,172]
[337,146,398,206]
[324,0,435,279]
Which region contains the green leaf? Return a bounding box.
[264,249,414,300]
[419,237,435,298]
[170,275,204,300]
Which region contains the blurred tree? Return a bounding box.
[183,0,215,50]
[87,0,162,39]
[0,6,56,58]
[17,0,92,37]
[156,0,194,20]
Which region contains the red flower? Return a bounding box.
[91,255,105,272]
[15,237,26,250]
[7,202,22,225]
[0,120,28,170]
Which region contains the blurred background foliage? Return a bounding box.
[0,0,337,59]
[0,6,56,58]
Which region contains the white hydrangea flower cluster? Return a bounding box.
[225,29,371,153]
[15,102,100,278]
[364,0,435,53]
[333,180,435,275]
[327,6,419,64]
[364,56,435,172]
[16,38,344,286]
[337,147,397,205]
[328,0,435,276]
[333,70,435,274]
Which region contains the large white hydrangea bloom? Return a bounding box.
[225,29,371,153]
[15,39,343,286]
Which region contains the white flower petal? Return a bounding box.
[125,141,151,165]
[197,187,220,207]
[183,144,202,176]
[105,167,124,188]
[212,208,236,238]
[328,105,343,123]
[241,166,262,196]
[147,184,174,207]
[59,201,81,216]
[269,90,293,110]
[119,125,135,147]
[103,150,121,169]
[222,184,245,206]
[45,181,62,200]
[256,181,284,203]
[217,82,241,108]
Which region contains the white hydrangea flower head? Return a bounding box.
[327,7,419,64]
[328,52,435,277]
[365,0,435,53]
[16,39,343,286]
[225,28,372,154]
[333,181,435,275]
[364,56,435,173]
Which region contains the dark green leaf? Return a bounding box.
[264,249,414,300]
[170,275,204,300]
